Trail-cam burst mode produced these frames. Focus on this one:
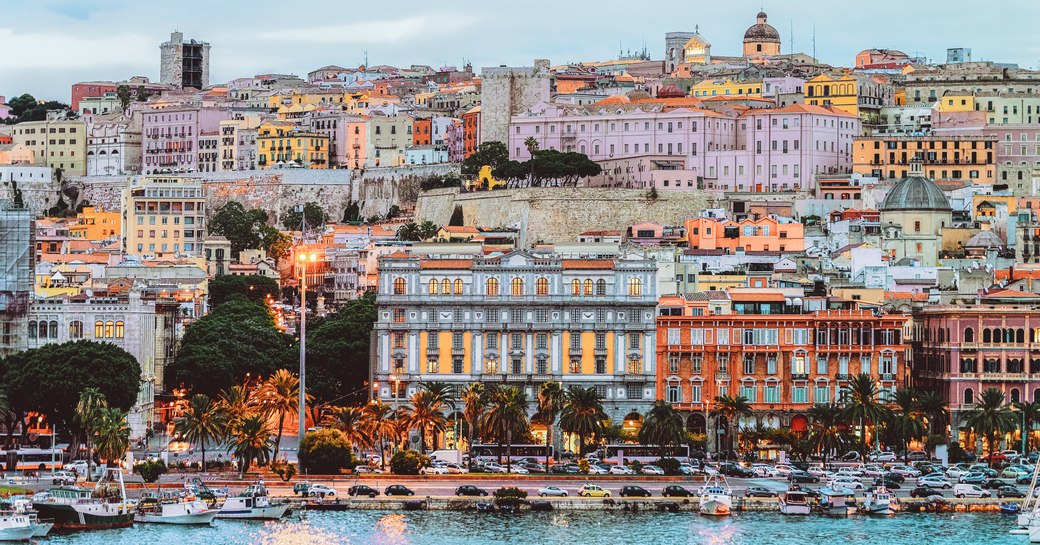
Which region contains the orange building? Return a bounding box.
[684,217,804,253]
[69,206,121,241]
[413,118,432,146]
[656,293,906,455]
[462,106,481,158]
[852,135,996,185]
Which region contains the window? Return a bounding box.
[629,332,641,350]
[718,354,729,373]
[426,358,439,373]
[485,277,499,296]
[535,309,549,323]
[69,320,83,339]
[105,321,114,338]
[691,356,702,373]
[765,384,780,403]
[485,308,499,323]
[691,383,702,403]
[814,384,830,403]
[428,279,439,294]
[536,277,549,296]
[583,279,593,296]
[441,279,451,294]
[536,333,548,350]
[570,332,581,350]
[596,279,607,295]
[536,357,548,375]
[393,277,406,294]
[667,385,681,403]
[511,309,524,323]
[595,332,606,350]
[743,356,755,374]
[626,384,642,400]
[669,355,679,373]
[571,279,581,295]
[393,332,405,349]
[392,309,406,323]
[428,332,439,349]
[511,277,524,296]
[95,320,104,338]
[511,358,523,374]
[667,328,681,345]
[453,309,463,323]
[741,384,757,403]
[791,354,807,375]
[627,277,643,296]
[453,279,463,295]
[452,357,463,374]
[511,333,523,350]
[792,386,808,403]
[486,332,498,350]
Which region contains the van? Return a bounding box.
[953,483,991,498]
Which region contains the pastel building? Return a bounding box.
[122,175,206,258]
[11,118,88,175]
[684,216,806,253]
[141,106,230,174]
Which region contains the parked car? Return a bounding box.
[862,466,886,478]
[444,463,469,474]
[609,465,635,475]
[1001,467,1029,480]
[307,484,337,497]
[910,486,938,498]
[788,470,820,484]
[945,467,969,479]
[841,451,861,462]
[744,486,776,498]
[752,464,779,477]
[869,451,896,462]
[619,485,652,498]
[998,485,1026,498]
[830,478,865,491]
[918,476,953,490]
[347,485,379,498]
[982,478,1013,490]
[678,464,698,476]
[881,471,905,483]
[1003,450,1022,462]
[888,465,921,478]
[578,484,611,498]
[586,465,608,475]
[482,462,507,473]
[51,471,76,485]
[641,465,665,476]
[773,464,796,476]
[662,485,695,497]
[953,483,991,499]
[876,477,902,490]
[382,485,413,497]
[905,451,929,462]
[959,472,987,485]
[836,467,864,478]
[455,485,488,497]
[806,466,833,479]
[421,465,449,475]
[537,486,569,497]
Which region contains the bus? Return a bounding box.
[470,444,553,464]
[599,444,691,465]
[0,447,64,472]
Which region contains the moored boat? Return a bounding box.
[2,498,52,537]
[699,475,733,516]
[862,485,893,516]
[0,512,34,542]
[217,482,288,520]
[135,493,218,525]
[816,487,850,517]
[32,469,133,530]
[778,489,811,515]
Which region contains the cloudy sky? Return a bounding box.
[5,0,1040,102]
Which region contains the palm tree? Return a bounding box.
[325,406,370,451]
[964,388,1017,467]
[638,401,685,458]
[93,407,130,469]
[175,394,226,472]
[1015,401,1040,453]
[421,382,456,450]
[217,384,255,436]
[361,401,396,471]
[889,388,926,464]
[228,415,273,478]
[840,373,892,462]
[482,386,529,471]
[256,369,300,465]
[536,381,565,461]
[711,395,753,460]
[462,383,487,471]
[559,386,608,457]
[807,402,845,467]
[75,388,107,480]
[399,390,448,454]
[915,390,949,438]
[396,222,420,241]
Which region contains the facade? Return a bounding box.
[462,106,481,158]
[70,78,168,113]
[903,64,1040,107]
[218,116,261,172]
[374,250,659,423]
[122,176,206,258]
[684,216,805,253]
[159,31,210,89]
[257,121,329,169]
[0,204,32,357]
[141,106,229,174]
[197,133,219,173]
[853,135,996,185]
[86,112,142,176]
[742,11,781,61]
[11,118,87,175]
[879,165,954,267]
[805,73,895,126]
[479,60,551,145]
[69,207,120,241]
[365,115,412,167]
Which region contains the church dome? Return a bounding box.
[880,175,952,212]
[743,12,780,43]
[656,84,686,98]
[626,89,652,101]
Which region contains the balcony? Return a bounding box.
[980,373,1028,381]
[791,373,809,381]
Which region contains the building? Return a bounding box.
[742,11,781,61]
[480,60,551,145]
[853,135,996,185]
[804,73,895,126]
[1016,204,1040,264]
[879,162,954,266]
[664,32,697,74]
[684,216,805,253]
[86,111,142,176]
[159,31,210,89]
[373,250,659,435]
[70,78,168,113]
[365,114,412,168]
[11,117,88,175]
[855,49,911,70]
[0,144,34,165]
[141,106,229,174]
[69,207,120,241]
[122,176,206,258]
[689,78,762,98]
[218,116,261,171]
[657,292,907,453]
[462,106,481,158]
[257,121,329,169]
[0,203,32,357]
[903,63,1040,106]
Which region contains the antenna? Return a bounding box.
[812,22,817,62]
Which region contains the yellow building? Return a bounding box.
[11,118,87,175]
[805,74,860,114]
[0,143,34,165]
[467,165,506,191]
[934,94,975,112]
[690,78,762,98]
[696,274,748,292]
[70,206,121,241]
[122,176,206,258]
[257,121,329,169]
[682,33,712,65]
[219,116,262,171]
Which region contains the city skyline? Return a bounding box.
[5,0,1040,100]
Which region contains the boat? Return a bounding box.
[1001,502,1022,515]
[698,475,733,516]
[1019,459,1040,541]
[135,492,219,525]
[778,489,811,515]
[862,485,893,516]
[1,498,52,537]
[32,469,134,530]
[216,481,289,520]
[816,487,850,517]
[0,511,34,542]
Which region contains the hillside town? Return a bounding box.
[2,7,1040,541]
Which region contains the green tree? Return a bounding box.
[208,274,279,307]
[94,407,130,467]
[136,86,151,102]
[115,85,131,112]
[523,136,539,155]
[398,390,447,454]
[417,220,439,240]
[711,395,753,460]
[396,222,420,241]
[840,374,892,462]
[638,401,685,458]
[343,201,361,223]
[482,386,529,471]
[916,390,950,438]
[217,384,255,436]
[462,383,487,471]
[208,201,270,257]
[228,414,274,478]
[889,388,926,464]
[389,450,430,475]
[461,141,508,176]
[325,406,369,450]
[174,394,226,472]
[7,94,37,117]
[133,459,167,492]
[281,202,326,230]
[807,402,845,467]
[257,369,301,465]
[75,388,107,480]
[361,401,396,471]
[304,292,378,407]
[559,386,608,456]
[535,381,565,461]
[1015,401,1040,453]
[298,428,354,474]
[964,388,1017,467]
[258,225,291,263]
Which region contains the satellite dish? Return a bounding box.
[85,289,94,298]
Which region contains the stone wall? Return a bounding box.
[416,187,714,245]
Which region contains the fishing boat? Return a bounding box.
[135,492,219,525]
[217,481,288,520]
[816,487,851,517]
[699,475,733,516]
[1,498,52,537]
[862,485,893,516]
[32,469,133,530]
[0,511,33,542]
[778,489,811,515]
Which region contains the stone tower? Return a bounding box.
[665,32,695,74]
[479,59,551,147]
[160,31,211,89]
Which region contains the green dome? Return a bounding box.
[880,176,951,212]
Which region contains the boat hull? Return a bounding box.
[0,526,34,542]
[779,503,811,515]
[864,505,892,516]
[135,510,219,525]
[33,503,134,531]
[216,504,289,520]
[699,499,731,516]
[30,522,53,537]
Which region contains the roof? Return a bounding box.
[964,230,1004,248]
[728,291,786,302]
[881,175,952,212]
[561,259,615,269]
[981,288,1040,299]
[439,226,480,234]
[420,259,474,269]
[744,12,780,43]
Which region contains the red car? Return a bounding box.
[980,453,1007,463]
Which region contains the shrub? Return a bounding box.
[298,429,354,474]
[134,459,167,485]
[493,486,528,507]
[390,450,430,475]
[273,461,297,482]
[577,459,591,474]
[654,457,681,476]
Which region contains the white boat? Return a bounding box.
[1019,457,1040,541]
[862,485,893,515]
[2,498,52,537]
[817,487,851,517]
[0,512,34,542]
[778,489,811,515]
[217,482,289,520]
[33,469,133,530]
[699,475,733,516]
[135,494,219,525]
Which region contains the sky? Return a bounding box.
[4,0,1040,102]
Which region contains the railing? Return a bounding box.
[791,373,809,381]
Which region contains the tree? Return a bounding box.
[208,274,279,307]
[535,381,565,460]
[217,384,255,436]
[711,395,753,460]
[136,85,151,102]
[174,394,226,472]
[361,401,397,471]
[390,450,430,475]
[398,390,447,454]
[298,428,354,474]
[134,459,167,491]
[964,388,1017,467]
[208,201,270,257]
[462,383,487,471]
[257,369,301,465]
[94,408,130,467]
[417,220,439,240]
[448,206,464,227]
[304,292,378,407]
[281,202,326,230]
[482,386,528,472]
[325,406,369,450]
[523,136,539,156]
[75,388,107,480]
[807,402,845,467]
[461,141,509,176]
[916,391,950,439]
[396,222,420,241]
[638,401,685,458]
[228,415,274,478]
[889,388,926,464]
[115,85,131,112]
[7,94,37,117]
[258,225,291,263]
[1015,401,1040,453]
[559,386,608,456]
[840,374,892,463]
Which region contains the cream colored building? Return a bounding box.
[122,176,206,259]
[218,116,261,171]
[879,164,953,267]
[11,117,87,175]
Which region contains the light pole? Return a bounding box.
[297,251,317,446]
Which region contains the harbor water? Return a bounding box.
[39,510,1023,545]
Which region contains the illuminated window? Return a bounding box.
[511,277,524,296]
[536,277,549,296]
[105,321,114,338]
[627,277,643,296]
[95,320,104,338]
[429,279,439,294]
[393,277,406,295]
[114,321,124,338]
[441,279,451,294]
[583,279,593,296]
[393,309,406,323]
[453,279,463,295]
[486,277,499,296]
[571,279,581,295]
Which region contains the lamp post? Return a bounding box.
[297,251,317,445]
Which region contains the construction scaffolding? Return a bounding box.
[0,200,32,355]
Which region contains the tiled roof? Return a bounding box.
[561,259,615,269]
[420,259,474,269]
[728,291,786,302]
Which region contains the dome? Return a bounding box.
[744,12,780,43]
[656,84,685,98]
[964,230,1004,249]
[626,89,652,101]
[880,176,952,212]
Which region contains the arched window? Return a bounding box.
[1011,388,1021,404]
[627,277,643,296]
[39,321,48,339]
[1034,388,1040,403]
[453,279,463,295]
[964,327,974,343]
[486,277,499,296]
[69,320,83,339]
[536,277,549,296]
[441,279,451,294]
[429,279,439,294]
[28,321,37,339]
[49,321,58,338]
[95,321,104,338]
[511,277,524,297]
[115,321,125,339]
[964,388,974,405]
[105,321,114,338]
[1018,329,1026,344]
[583,279,593,296]
[596,279,607,296]
[1006,329,1015,343]
[571,279,581,296]
[983,329,992,343]
[392,277,406,295]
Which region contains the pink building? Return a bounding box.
[0,96,10,120]
[141,106,229,174]
[508,100,859,192]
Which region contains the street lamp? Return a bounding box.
[1014,403,1027,456]
[297,251,317,445]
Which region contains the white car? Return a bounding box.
[869,451,896,462]
[510,465,529,475]
[954,483,991,498]
[538,486,569,497]
[609,465,635,475]
[1003,450,1021,462]
[773,464,795,476]
[862,466,886,478]
[919,476,953,489]
[807,467,834,480]
[482,462,507,473]
[752,464,779,477]
[587,465,608,475]
[889,465,921,478]
[421,465,449,475]
[444,463,468,474]
[945,467,968,479]
[830,478,865,491]
[836,467,864,478]
[307,484,337,497]
[641,465,665,476]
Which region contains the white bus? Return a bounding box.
[1,447,64,471]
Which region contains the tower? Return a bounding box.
[742,11,781,60]
[479,59,550,147]
[160,31,211,89]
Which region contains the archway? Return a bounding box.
[622,412,643,436]
[687,413,706,435]
[790,414,809,436]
